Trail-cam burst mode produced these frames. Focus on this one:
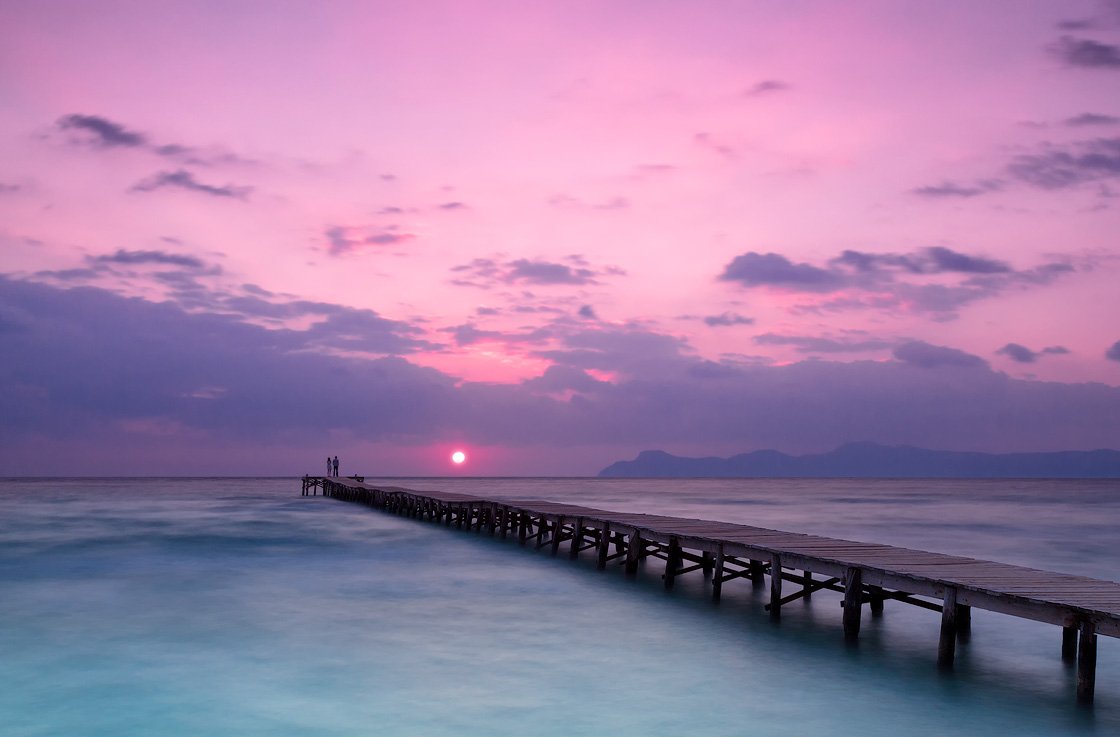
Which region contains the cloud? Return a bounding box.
[450,255,622,289]
[325,225,416,255]
[507,259,595,285]
[1057,19,1098,31]
[721,246,1074,318]
[755,333,894,353]
[745,79,791,96]
[577,305,598,320]
[1050,36,1120,68]
[703,312,754,327]
[719,252,844,291]
[130,170,252,199]
[1065,112,1120,126]
[1008,137,1120,188]
[0,182,23,194]
[2,275,1119,474]
[996,343,1071,363]
[56,113,252,167]
[1107,340,1120,361]
[57,114,146,147]
[911,179,1003,198]
[90,249,208,270]
[437,201,467,210]
[893,341,987,369]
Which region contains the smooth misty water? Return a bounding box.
[1,478,1118,736]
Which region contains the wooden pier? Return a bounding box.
[302,475,1118,705]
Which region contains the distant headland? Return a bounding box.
[597,442,1120,478]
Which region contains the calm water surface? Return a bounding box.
[1,477,1117,736]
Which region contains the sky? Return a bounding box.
[2,0,1119,476]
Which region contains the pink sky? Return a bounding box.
[1,1,1119,475]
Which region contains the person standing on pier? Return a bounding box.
[332,456,339,477]
[327,456,332,477]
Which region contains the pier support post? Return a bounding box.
[712,546,725,602]
[750,560,766,589]
[625,532,643,576]
[596,523,611,569]
[664,537,682,590]
[551,517,565,556]
[517,512,528,545]
[869,585,885,616]
[769,553,783,620]
[701,552,714,577]
[938,587,958,669]
[956,604,971,642]
[802,570,813,600]
[1077,621,1097,705]
[843,567,862,642]
[1063,625,1078,664]
[570,518,584,559]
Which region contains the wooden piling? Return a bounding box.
[625,531,643,576]
[596,523,611,569]
[665,537,682,590]
[843,567,862,641]
[1078,621,1097,705]
[770,553,783,620]
[570,518,584,559]
[1063,625,1078,663]
[938,588,958,669]
[712,545,725,602]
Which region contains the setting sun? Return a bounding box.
[451,450,466,465]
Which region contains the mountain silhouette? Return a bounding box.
[597,442,1120,478]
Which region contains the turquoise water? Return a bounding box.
[1,477,1117,736]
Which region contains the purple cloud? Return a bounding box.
[1050,36,1120,68]
[911,179,1003,198]
[1107,340,1120,361]
[723,247,1071,319]
[1008,137,1120,188]
[997,343,1070,363]
[893,341,987,369]
[56,113,252,167]
[450,255,622,289]
[507,259,595,285]
[703,312,754,327]
[719,252,844,291]
[326,226,415,255]
[131,170,251,199]
[1065,112,1120,126]
[755,333,894,354]
[90,249,208,270]
[745,79,791,96]
[57,114,146,147]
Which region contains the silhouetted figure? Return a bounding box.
[327,456,332,477]
[332,456,339,477]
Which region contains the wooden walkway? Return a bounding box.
[302,475,1118,705]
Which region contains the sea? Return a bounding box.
[1,477,1118,737]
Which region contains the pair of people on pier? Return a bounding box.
[326,455,339,477]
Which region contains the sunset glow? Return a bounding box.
[451,451,467,466]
